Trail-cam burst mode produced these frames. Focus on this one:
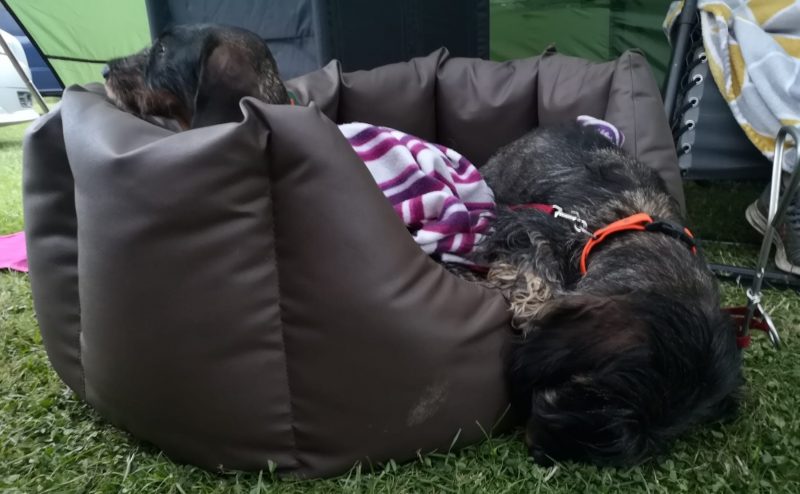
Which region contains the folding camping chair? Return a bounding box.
[663,0,797,348]
[144,0,489,79]
[0,29,47,112]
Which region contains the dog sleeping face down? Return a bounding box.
[103,24,289,129]
[477,124,744,466]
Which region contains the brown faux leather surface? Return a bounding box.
[23,102,84,400]
[24,88,511,478]
[24,48,681,478]
[288,48,684,210]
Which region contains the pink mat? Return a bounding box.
[0,232,28,272]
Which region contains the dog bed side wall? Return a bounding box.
[23,101,85,400]
[534,51,616,126]
[287,49,448,143]
[50,85,299,472]
[252,99,512,477]
[24,86,513,477]
[434,55,540,167]
[287,48,685,211]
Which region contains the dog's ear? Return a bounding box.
[191,42,262,128]
[510,295,647,386]
[509,294,744,466]
[507,295,656,465]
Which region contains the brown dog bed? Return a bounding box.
[23,48,679,478]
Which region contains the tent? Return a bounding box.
[2,0,673,92]
[491,1,673,84]
[3,0,149,90]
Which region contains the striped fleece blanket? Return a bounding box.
[665,1,800,170]
[340,123,495,265]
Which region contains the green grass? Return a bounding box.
[0,124,26,233]
[2,122,800,492]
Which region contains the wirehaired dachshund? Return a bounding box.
[103,24,288,129]
[477,124,743,466]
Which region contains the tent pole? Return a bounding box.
[0,32,48,113]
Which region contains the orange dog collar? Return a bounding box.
[580,213,696,274]
[507,205,696,275]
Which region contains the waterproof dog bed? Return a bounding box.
[23,48,680,478]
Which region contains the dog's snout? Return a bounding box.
[101,64,110,80]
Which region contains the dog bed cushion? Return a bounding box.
[23,48,679,478]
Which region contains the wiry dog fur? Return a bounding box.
[104,24,288,129]
[476,124,744,466]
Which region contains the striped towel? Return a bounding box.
[665,1,800,170]
[340,123,495,265]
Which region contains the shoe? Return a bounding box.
[745,175,800,275]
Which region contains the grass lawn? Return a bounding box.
[2,121,800,493]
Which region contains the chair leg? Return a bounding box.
[734,126,800,348]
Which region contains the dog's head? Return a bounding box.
[103,24,289,129]
[507,293,743,466]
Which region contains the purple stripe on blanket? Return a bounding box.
[348,126,384,147]
[469,210,495,224]
[409,196,425,226]
[399,135,434,162]
[430,148,473,177]
[433,143,451,155]
[376,164,419,190]
[439,196,466,218]
[437,235,455,253]
[387,177,447,205]
[431,170,459,196]
[464,202,496,210]
[414,207,473,233]
[423,215,471,233]
[449,169,484,184]
[454,156,473,175]
[448,237,476,255]
[357,136,402,162]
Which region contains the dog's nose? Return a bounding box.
[101,64,110,79]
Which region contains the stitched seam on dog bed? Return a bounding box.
[59,143,87,402]
[264,166,301,470]
[77,281,86,401]
[75,213,85,400]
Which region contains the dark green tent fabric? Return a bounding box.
[490,0,673,85]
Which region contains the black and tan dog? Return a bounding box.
[102,24,744,468]
[477,124,743,466]
[103,24,288,129]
